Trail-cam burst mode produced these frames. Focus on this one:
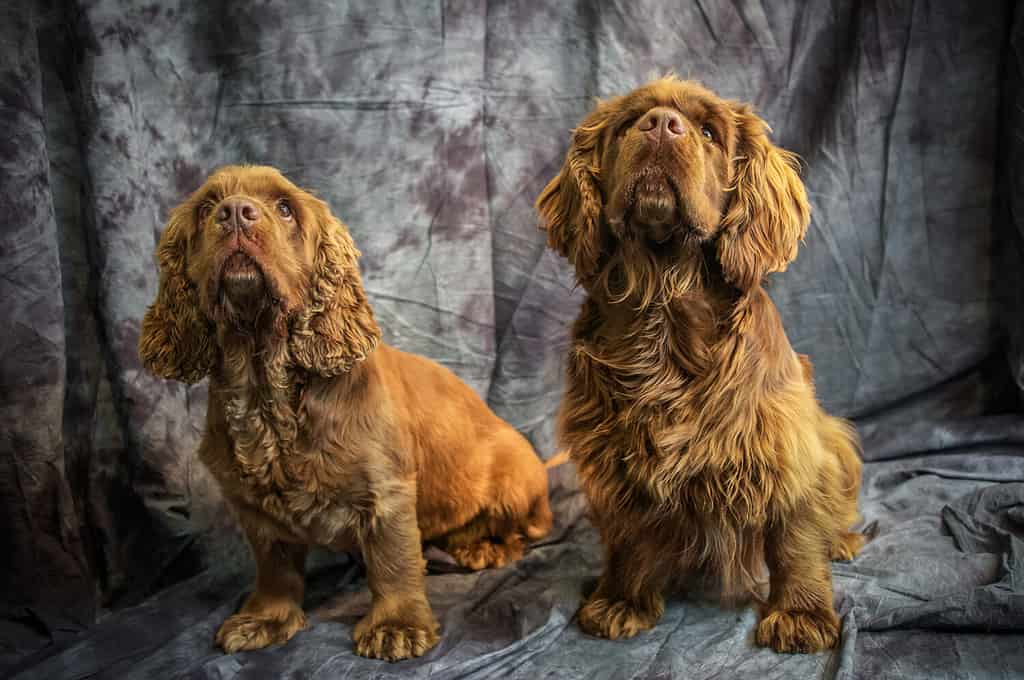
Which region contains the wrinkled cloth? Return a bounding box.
[2,1,1023,678]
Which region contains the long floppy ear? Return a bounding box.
[139,204,216,383]
[716,104,811,291]
[289,200,382,377]
[536,106,611,283]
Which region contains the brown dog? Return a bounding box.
[139,165,554,661]
[537,77,863,653]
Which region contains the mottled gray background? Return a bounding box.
[3,1,1024,678]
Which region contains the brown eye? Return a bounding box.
[701,125,715,142]
[277,199,293,219]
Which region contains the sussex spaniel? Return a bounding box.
[139,165,555,661]
[537,78,864,653]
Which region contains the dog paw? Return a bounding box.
[352,618,439,662]
[215,610,307,653]
[830,531,865,562]
[578,595,664,640]
[449,537,524,570]
[756,608,840,653]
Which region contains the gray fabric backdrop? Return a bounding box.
[3,1,1024,678]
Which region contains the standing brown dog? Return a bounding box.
[537,77,863,653]
[139,165,554,661]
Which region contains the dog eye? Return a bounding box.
[701,125,715,142]
[276,199,293,219]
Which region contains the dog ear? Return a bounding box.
[139,203,216,383]
[289,199,381,377]
[716,104,810,291]
[536,107,612,283]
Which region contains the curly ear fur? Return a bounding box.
[536,108,611,283]
[717,105,811,291]
[139,205,216,383]
[289,201,382,377]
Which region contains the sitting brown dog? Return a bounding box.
[537,77,863,653]
[139,165,554,661]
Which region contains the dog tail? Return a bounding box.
[544,449,572,469]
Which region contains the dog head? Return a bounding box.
[537,77,810,296]
[139,165,380,382]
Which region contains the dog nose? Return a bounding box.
[637,107,685,144]
[216,198,259,231]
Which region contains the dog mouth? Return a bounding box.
[626,168,682,244]
[221,252,266,299]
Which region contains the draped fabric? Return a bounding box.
[3,1,1023,677]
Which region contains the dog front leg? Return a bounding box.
[578,534,670,639]
[215,522,309,653]
[756,505,840,653]
[353,489,440,661]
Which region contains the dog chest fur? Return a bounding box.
[197,344,397,549]
[567,297,814,509]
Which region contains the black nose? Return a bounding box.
[216,198,259,231]
[636,106,685,144]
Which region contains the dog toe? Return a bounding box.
[353,620,439,662]
[449,537,524,570]
[215,610,306,653]
[756,608,839,653]
[578,595,663,640]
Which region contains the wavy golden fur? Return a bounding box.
[538,78,863,653]
[140,165,554,661]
